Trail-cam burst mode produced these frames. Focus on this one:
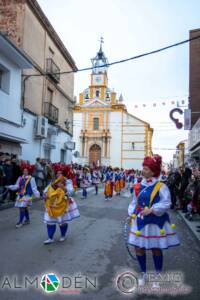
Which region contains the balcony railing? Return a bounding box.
[189,117,200,150]
[44,102,59,123]
[46,58,60,83]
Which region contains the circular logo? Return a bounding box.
[40,273,60,293]
[116,272,138,294]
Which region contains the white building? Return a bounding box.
[0,0,78,164]
[73,44,153,169]
[0,33,33,157]
[0,33,75,164]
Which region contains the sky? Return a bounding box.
[38,0,200,163]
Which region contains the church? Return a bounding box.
[73,43,153,169]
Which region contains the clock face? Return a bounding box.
[93,75,104,85]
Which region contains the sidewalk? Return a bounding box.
[177,210,200,242]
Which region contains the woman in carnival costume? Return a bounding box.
[128,155,180,287]
[114,168,121,196]
[7,165,40,228]
[71,168,78,193]
[104,167,114,201]
[92,167,101,195]
[120,168,126,190]
[128,169,135,195]
[63,165,75,196]
[80,167,91,199]
[43,174,80,244]
[51,164,74,196]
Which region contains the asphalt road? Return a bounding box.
[0,188,200,300]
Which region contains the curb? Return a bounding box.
[177,210,200,242]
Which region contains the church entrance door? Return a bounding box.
[89,144,101,167]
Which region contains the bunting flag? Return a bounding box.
[133,100,187,109]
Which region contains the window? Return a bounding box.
[46,87,53,103]
[60,149,66,163]
[0,64,10,94]
[96,90,100,97]
[93,118,99,130]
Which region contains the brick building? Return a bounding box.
[189,29,200,162]
[189,28,200,127]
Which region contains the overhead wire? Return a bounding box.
[23,34,200,77]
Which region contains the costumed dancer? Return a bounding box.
[7,166,40,228]
[43,175,80,244]
[128,169,135,195]
[120,168,126,191]
[64,166,75,196]
[104,167,114,201]
[114,168,121,196]
[80,167,91,199]
[92,167,101,195]
[160,170,168,183]
[134,172,143,185]
[71,169,78,193]
[128,155,180,287]
[43,169,74,197]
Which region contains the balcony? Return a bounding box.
[44,102,59,123]
[46,58,60,83]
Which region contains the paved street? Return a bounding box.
[0,189,200,300]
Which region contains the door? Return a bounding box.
[89,144,101,167]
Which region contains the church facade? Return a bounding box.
[73,44,153,169]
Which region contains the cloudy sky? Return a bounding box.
[38,0,200,162]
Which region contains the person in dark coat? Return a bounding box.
[167,169,181,209]
[2,159,13,200]
[10,158,22,201]
[179,166,192,212]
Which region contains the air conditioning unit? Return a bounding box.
[35,116,48,138]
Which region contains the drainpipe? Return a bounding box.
[21,75,31,127]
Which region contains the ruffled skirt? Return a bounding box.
[15,195,33,208]
[128,220,180,249]
[43,198,80,225]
